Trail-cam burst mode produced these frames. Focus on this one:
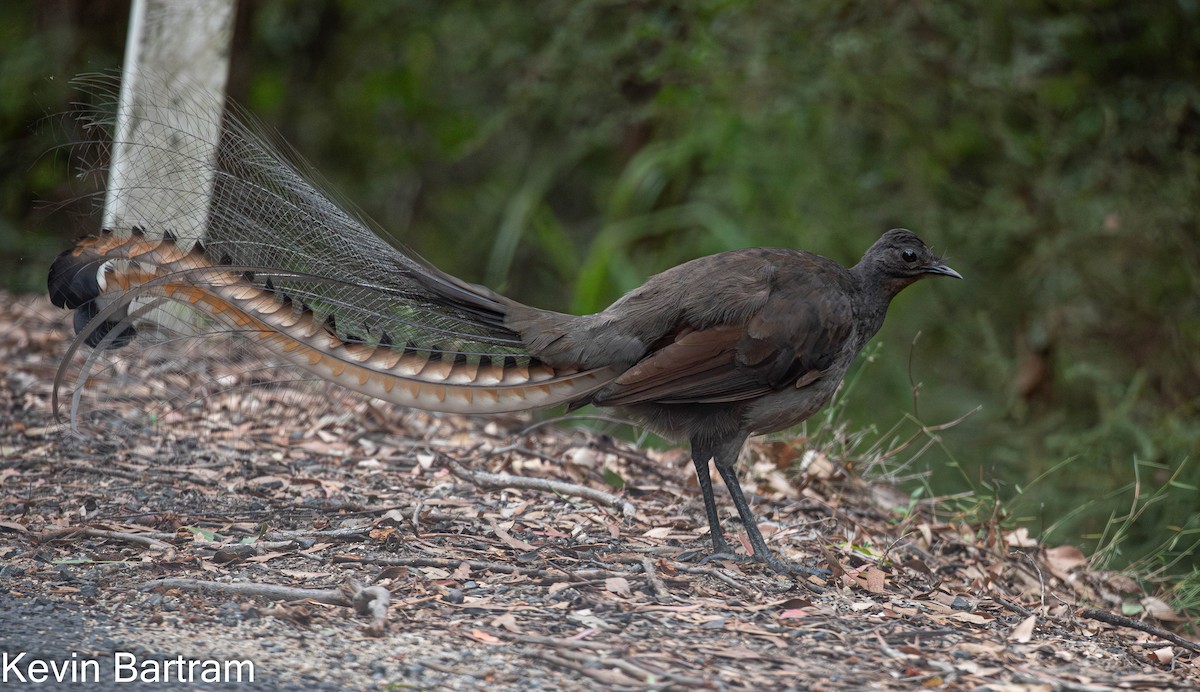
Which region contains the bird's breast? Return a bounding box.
[743,350,860,435]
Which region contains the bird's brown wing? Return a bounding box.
[595,283,855,406]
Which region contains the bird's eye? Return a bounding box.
[901,248,918,263]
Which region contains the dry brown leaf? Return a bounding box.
[641,527,674,538]
[245,551,289,564]
[605,577,632,598]
[1004,527,1038,548]
[798,449,835,478]
[464,628,502,645]
[632,604,704,613]
[957,641,1008,656]
[1043,545,1087,579]
[765,597,814,611]
[949,612,993,625]
[369,526,398,541]
[499,500,528,518]
[864,566,887,594]
[490,612,522,633]
[766,470,799,499]
[279,569,333,580]
[1140,596,1184,621]
[1008,615,1037,643]
[491,521,537,552]
[565,447,598,468]
[1148,646,1174,664]
[708,645,770,660]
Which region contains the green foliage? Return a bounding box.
[4,1,1199,592]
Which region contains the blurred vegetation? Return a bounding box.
[3,2,1198,594]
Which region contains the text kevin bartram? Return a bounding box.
[2,651,255,684]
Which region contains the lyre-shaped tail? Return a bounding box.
[49,76,619,422]
[49,228,618,416]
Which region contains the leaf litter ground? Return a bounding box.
[1,293,1196,690]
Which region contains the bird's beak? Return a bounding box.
[925,263,963,280]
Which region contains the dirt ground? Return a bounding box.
[1,291,1196,690]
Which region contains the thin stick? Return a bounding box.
[43,527,176,552]
[674,564,755,596]
[142,577,351,605]
[994,596,1034,618]
[556,647,706,686]
[500,633,611,650]
[1080,608,1200,653]
[520,649,645,687]
[141,577,391,635]
[640,557,673,602]
[263,526,373,541]
[445,459,636,517]
[333,555,636,583]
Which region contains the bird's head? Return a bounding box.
[856,228,962,296]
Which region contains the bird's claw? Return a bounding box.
[762,558,830,578]
[699,550,752,565]
[695,550,828,579]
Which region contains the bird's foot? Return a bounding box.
[681,535,830,577]
[699,550,752,565]
[676,540,747,564]
[672,549,708,563]
[761,557,829,578]
[697,551,830,582]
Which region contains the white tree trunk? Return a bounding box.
[105,0,236,251]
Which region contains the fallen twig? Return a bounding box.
[1080,608,1200,653]
[555,647,707,686]
[445,458,636,517]
[142,577,352,605]
[41,527,175,553]
[674,564,755,596]
[140,577,391,636]
[499,633,611,650]
[994,596,1035,618]
[335,554,556,578]
[520,648,646,687]
[333,555,635,583]
[263,526,373,542]
[640,556,673,602]
[57,459,145,481]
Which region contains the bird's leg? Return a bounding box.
[690,449,733,557]
[714,461,791,570]
[713,454,825,577]
[687,433,751,561]
[687,435,827,577]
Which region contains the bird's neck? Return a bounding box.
[848,262,908,352]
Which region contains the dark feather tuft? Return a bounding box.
[48,248,103,310]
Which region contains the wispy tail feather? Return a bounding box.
[49,75,621,424]
[50,227,619,420]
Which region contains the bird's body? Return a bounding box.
[49,78,960,571]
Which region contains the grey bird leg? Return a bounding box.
[713,459,783,569]
[699,433,823,576]
[690,445,733,556]
[689,433,752,561]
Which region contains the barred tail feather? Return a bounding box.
[49,230,619,423]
